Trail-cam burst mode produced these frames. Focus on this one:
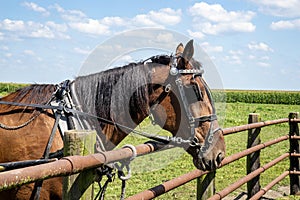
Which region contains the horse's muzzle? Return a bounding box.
[193,150,225,171]
[188,130,225,171]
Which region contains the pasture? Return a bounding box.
[0,82,299,199]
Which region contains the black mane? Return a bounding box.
[74,55,171,128]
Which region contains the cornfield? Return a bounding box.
[1,83,299,105]
[212,89,300,105]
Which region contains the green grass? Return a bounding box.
[100,103,299,199]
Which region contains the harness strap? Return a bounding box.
[149,84,171,125]
[150,84,171,109]
[0,112,40,130]
[194,114,218,123]
[95,165,115,200]
[31,80,70,200]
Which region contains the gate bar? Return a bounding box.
[291,136,300,140]
[249,171,290,200]
[222,118,288,135]
[208,153,289,200]
[0,142,166,191]
[126,135,289,199]
[126,169,208,200]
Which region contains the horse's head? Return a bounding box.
[149,40,225,171]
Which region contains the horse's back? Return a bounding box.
[0,86,63,200]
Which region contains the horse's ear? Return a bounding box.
[182,40,194,61]
[176,43,184,56]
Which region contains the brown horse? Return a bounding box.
[0,40,225,199]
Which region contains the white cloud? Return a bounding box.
[201,42,223,53]
[224,50,243,65]
[53,4,182,35]
[49,4,130,34]
[188,2,256,36]
[187,30,205,40]
[260,56,270,60]
[69,19,110,35]
[1,19,25,31]
[229,50,243,55]
[271,19,300,30]
[23,2,50,16]
[248,55,256,60]
[0,32,3,40]
[250,0,300,17]
[101,17,126,26]
[147,8,181,25]
[156,33,174,43]
[258,61,270,67]
[23,49,35,56]
[50,3,65,13]
[0,45,8,50]
[118,55,134,63]
[51,4,86,22]
[131,8,181,28]
[5,53,12,58]
[62,10,86,22]
[189,2,255,22]
[30,27,54,38]
[131,14,162,27]
[0,19,70,39]
[248,42,273,52]
[46,21,68,32]
[74,47,91,55]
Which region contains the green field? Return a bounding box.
[222,90,300,105]
[0,82,29,97]
[1,83,300,199]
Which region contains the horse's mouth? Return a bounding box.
[192,151,224,171]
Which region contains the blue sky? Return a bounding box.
[0,0,299,90]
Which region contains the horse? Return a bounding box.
[0,40,225,199]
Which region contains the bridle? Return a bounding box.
[149,55,221,152]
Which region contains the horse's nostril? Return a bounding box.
[216,153,224,167]
[216,152,224,165]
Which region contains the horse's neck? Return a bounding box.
[73,68,152,149]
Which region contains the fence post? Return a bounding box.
[197,172,215,200]
[247,113,261,198]
[289,112,300,195]
[63,130,97,200]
